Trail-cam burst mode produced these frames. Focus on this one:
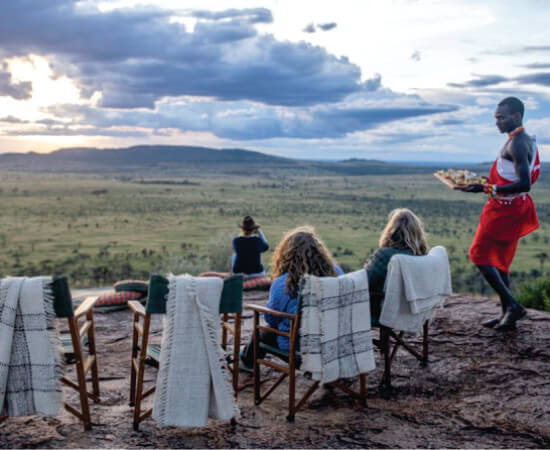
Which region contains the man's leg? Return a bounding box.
[477,265,525,330]
[240,330,279,369]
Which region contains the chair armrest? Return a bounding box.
[74,296,97,318]
[244,303,297,320]
[128,300,146,316]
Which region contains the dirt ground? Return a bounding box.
[1,291,550,449]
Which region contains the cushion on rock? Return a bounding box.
[114,279,149,294]
[96,290,145,308]
[242,275,271,291]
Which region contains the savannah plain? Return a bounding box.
[1,168,549,298]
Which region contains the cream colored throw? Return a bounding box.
[380,246,452,333]
[0,277,63,417]
[299,270,376,384]
[152,275,237,427]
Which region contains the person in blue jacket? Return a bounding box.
[231,216,269,275]
[200,215,268,278]
[240,226,343,369]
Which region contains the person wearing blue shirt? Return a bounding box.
[240,226,343,369]
[232,216,269,275]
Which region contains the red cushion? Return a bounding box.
[95,290,144,307]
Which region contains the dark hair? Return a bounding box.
[498,97,524,119]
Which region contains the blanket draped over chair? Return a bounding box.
[0,277,63,416]
[152,275,237,427]
[299,270,376,384]
[380,246,452,333]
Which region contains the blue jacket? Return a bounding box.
[264,265,344,351]
[232,231,269,274]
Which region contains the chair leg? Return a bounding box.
[287,360,296,422]
[359,373,368,406]
[129,312,139,407]
[380,326,392,392]
[232,313,241,397]
[133,315,151,431]
[422,321,429,367]
[87,309,100,402]
[68,317,92,431]
[253,313,261,405]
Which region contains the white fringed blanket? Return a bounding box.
[152,275,237,427]
[0,277,63,417]
[299,270,376,384]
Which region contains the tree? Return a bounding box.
[535,251,548,276]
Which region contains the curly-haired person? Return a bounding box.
[240,226,343,370]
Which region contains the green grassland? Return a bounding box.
[1,171,549,297]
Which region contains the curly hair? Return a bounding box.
[271,226,337,295]
[379,208,428,255]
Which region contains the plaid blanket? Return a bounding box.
[0,277,63,416]
[299,270,376,384]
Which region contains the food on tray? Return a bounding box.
[435,169,487,187]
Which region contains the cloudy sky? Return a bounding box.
[1,0,550,162]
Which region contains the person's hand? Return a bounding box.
[453,183,484,193]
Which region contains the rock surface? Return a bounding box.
[1,292,549,448]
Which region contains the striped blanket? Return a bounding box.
[299,270,376,384]
[0,277,63,416]
[242,274,271,291]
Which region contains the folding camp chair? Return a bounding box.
[128,274,243,430]
[373,312,429,392]
[0,276,100,431]
[371,246,450,392]
[245,298,368,422]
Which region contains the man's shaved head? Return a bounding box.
[498,97,525,119]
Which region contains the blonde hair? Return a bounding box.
[379,208,428,255]
[271,226,337,295]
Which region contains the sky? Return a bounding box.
[1,0,550,162]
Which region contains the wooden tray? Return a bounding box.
[434,173,461,189]
[434,173,487,189]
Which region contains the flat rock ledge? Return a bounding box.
[1,293,549,449]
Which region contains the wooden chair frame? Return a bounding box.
[221,311,244,393]
[246,304,368,422]
[0,277,100,431]
[128,275,243,430]
[60,295,101,430]
[373,321,429,392]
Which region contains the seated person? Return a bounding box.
[365,208,428,320]
[232,215,269,276]
[241,226,343,369]
[200,215,268,278]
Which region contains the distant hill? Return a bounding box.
[0,145,546,177]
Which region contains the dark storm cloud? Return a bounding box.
[522,62,550,69]
[447,74,508,88]
[191,8,273,24]
[516,72,550,86]
[42,97,457,140]
[0,0,364,108]
[318,22,337,31]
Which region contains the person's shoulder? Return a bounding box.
[334,265,344,275]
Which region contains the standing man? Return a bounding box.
[457,97,540,331]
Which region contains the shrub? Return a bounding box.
[517,278,550,312]
[206,231,234,272]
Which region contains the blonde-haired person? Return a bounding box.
[365,208,428,320]
[240,226,343,370]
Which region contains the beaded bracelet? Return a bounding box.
[483,184,497,197]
